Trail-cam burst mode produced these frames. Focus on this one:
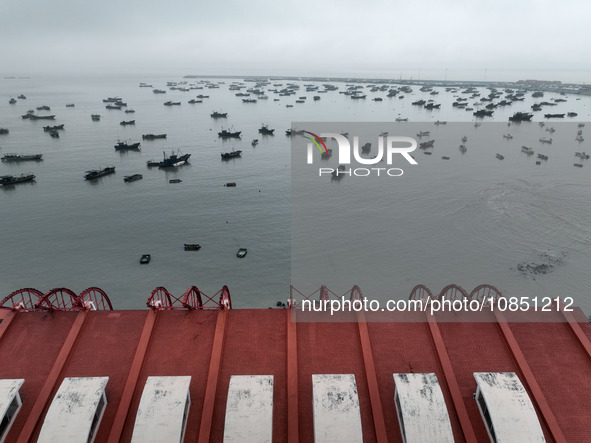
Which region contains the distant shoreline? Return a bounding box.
[184,74,591,95]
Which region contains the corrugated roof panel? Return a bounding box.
[37,377,108,443]
[393,373,454,442]
[223,375,274,442]
[312,374,363,443]
[474,372,545,442]
[131,376,191,443]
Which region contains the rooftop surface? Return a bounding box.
[1,303,590,442]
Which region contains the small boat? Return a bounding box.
[496,154,504,160]
[105,104,122,110]
[503,134,513,139]
[124,109,135,113]
[142,134,167,140]
[164,101,181,106]
[158,150,191,168]
[2,153,43,162]
[85,166,115,180]
[423,103,440,110]
[521,146,534,155]
[544,114,565,118]
[169,179,182,183]
[423,151,432,155]
[575,152,590,160]
[237,248,247,258]
[0,128,9,134]
[221,150,242,160]
[242,99,257,103]
[211,111,228,118]
[123,174,143,183]
[417,131,430,137]
[153,89,166,94]
[537,154,549,160]
[8,98,17,104]
[574,163,583,168]
[120,120,135,126]
[395,117,408,122]
[539,138,552,144]
[225,182,237,187]
[251,139,259,146]
[434,121,447,125]
[508,112,533,122]
[18,95,26,99]
[188,99,202,104]
[419,140,435,149]
[259,124,275,135]
[114,141,141,150]
[459,145,467,153]
[568,112,578,117]
[218,129,241,138]
[66,103,75,107]
[43,124,64,132]
[49,130,59,138]
[474,109,493,117]
[140,254,151,264]
[0,173,35,185]
[184,244,202,251]
[442,156,450,160]
[91,114,101,121]
[28,114,55,120]
[36,105,50,111]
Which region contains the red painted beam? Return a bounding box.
[286,306,299,443]
[425,312,478,443]
[561,308,591,362]
[0,310,17,343]
[494,310,567,443]
[197,308,228,443]
[17,310,89,443]
[107,309,158,443]
[356,310,388,443]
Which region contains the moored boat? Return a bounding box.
[120,120,135,126]
[0,173,35,185]
[114,141,141,150]
[496,154,504,160]
[221,150,242,160]
[140,254,151,264]
[184,244,202,251]
[142,134,167,140]
[211,111,228,118]
[158,150,191,168]
[2,153,43,162]
[84,166,115,180]
[237,248,247,258]
[218,129,241,138]
[259,124,274,135]
[123,174,143,183]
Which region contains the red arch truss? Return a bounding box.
[437,284,470,302]
[409,285,434,302]
[35,288,79,311]
[469,284,504,306]
[147,286,231,310]
[77,287,113,310]
[0,288,44,311]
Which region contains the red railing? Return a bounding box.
[0,287,113,311]
[146,285,231,310]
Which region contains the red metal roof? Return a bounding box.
[1,289,591,442]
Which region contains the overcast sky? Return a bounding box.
[2,0,590,82]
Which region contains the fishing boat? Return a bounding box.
[169,179,182,183]
[164,101,181,106]
[120,120,135,126]
[537,154,549,160]
[0,173,35,185]
[218,129,241,138]
[43,124,64,132]
[259,124,274,135]
[496,154,504,160]
[539,138,552,144]
[27,114,56,120]
[1,153,42,162]
[91,114,101,121]
[221,150,242,160]
[123,174,143,183]
[521,146,534,155]
[211,111,228,118]
[84,166,115,180]
[184,244,202,251]
[142,134,167,140]
[419,140,435,149]
[188,99,203,104]
[158,150,191,168]
[237,248,247,258]
[114,141,141,150]
[509,112,533,122]
[140,254,151,264]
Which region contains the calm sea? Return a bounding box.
[1,75,591,311]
